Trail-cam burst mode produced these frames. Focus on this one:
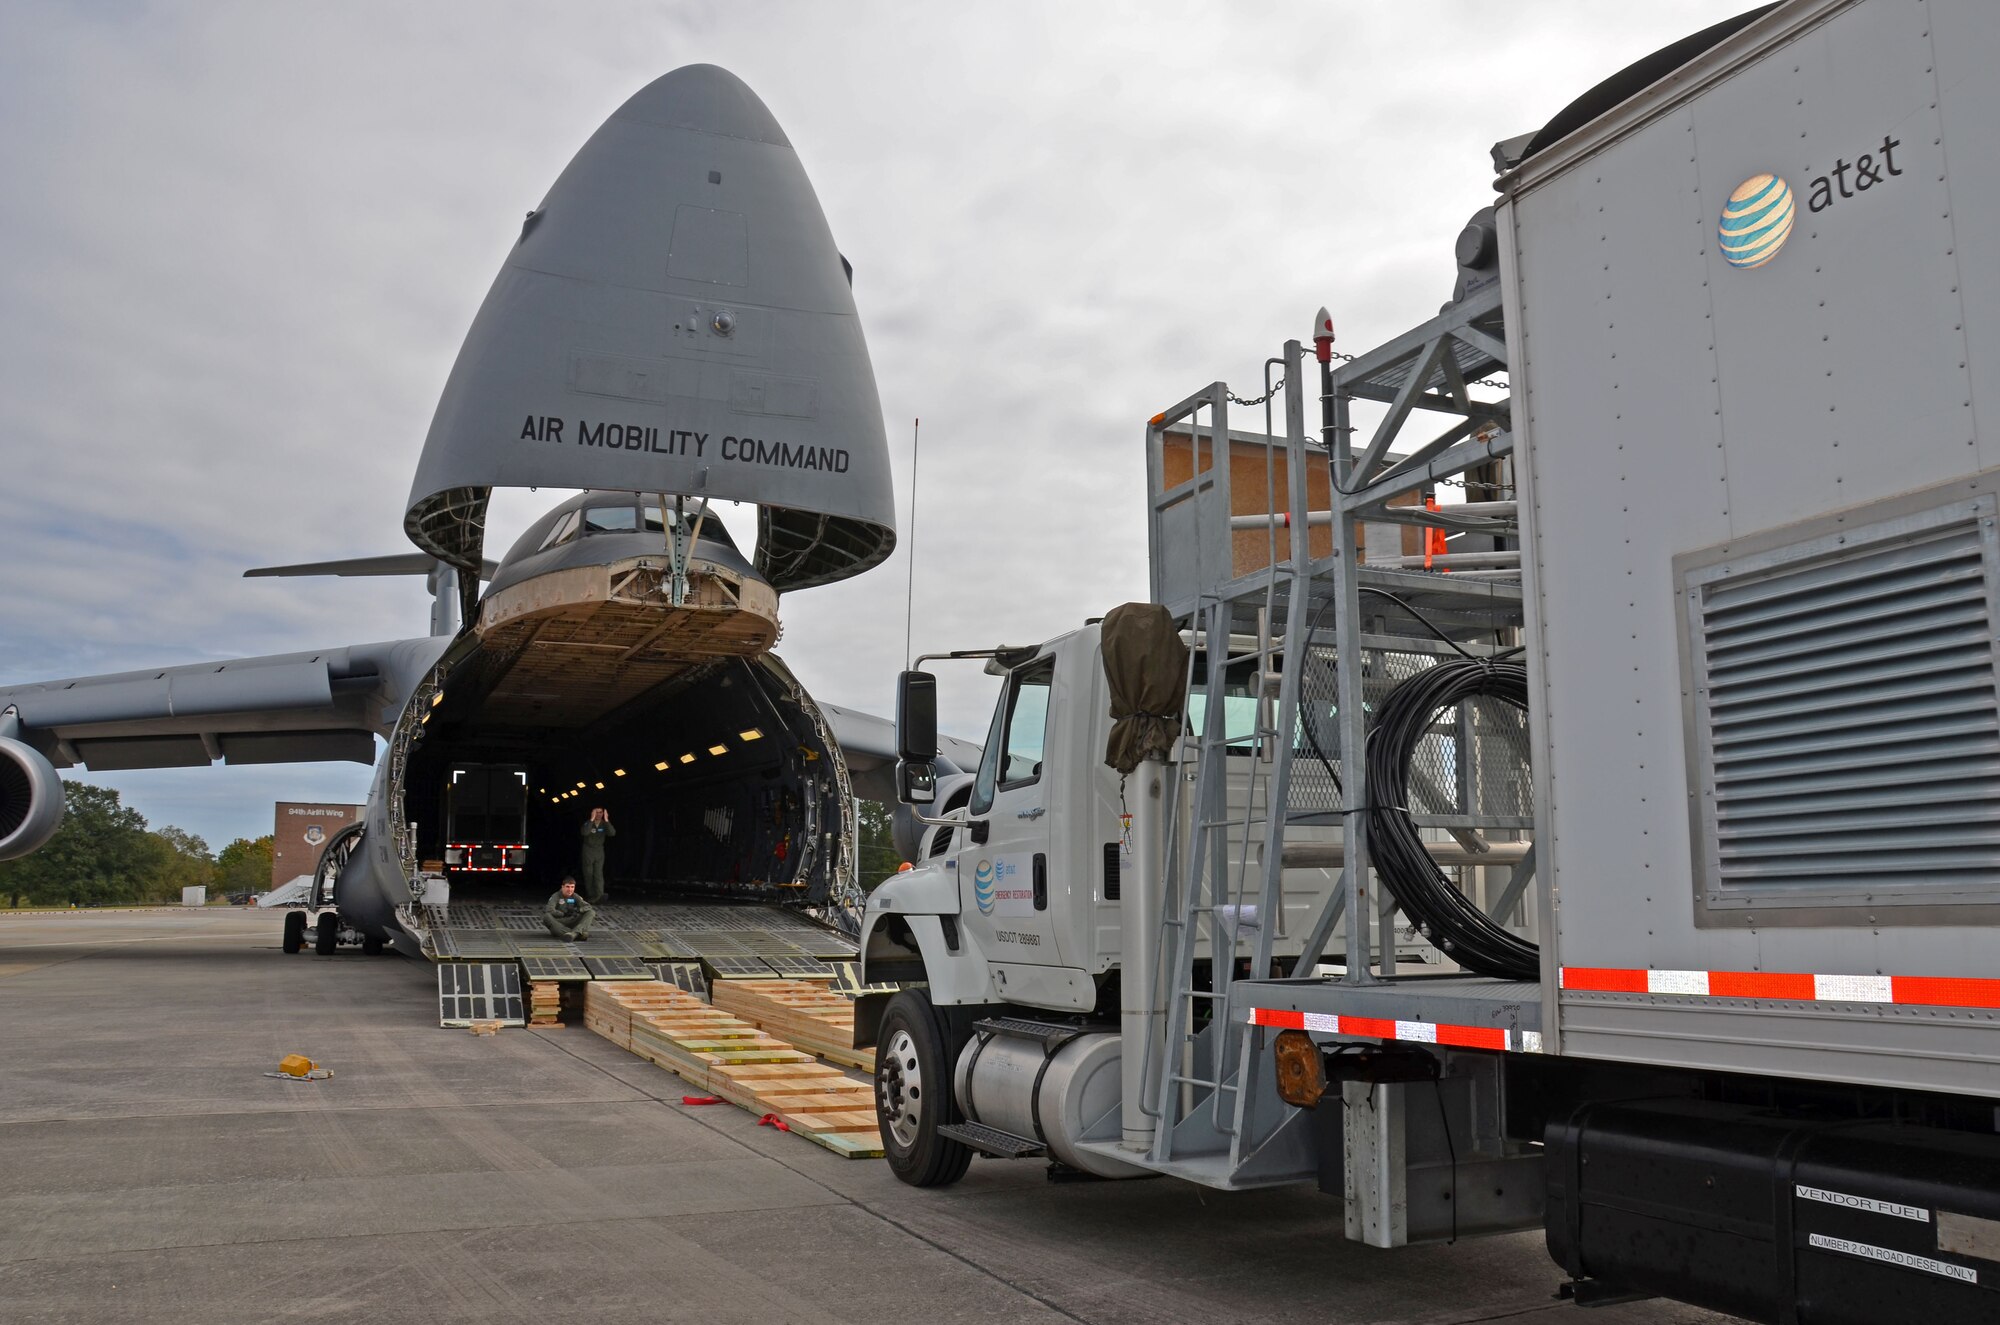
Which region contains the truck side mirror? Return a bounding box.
[896,758,936,806]
[897,670,938,763]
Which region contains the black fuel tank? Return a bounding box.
[1545,1100,2000,1324]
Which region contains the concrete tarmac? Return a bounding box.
[0,910,1741,1324]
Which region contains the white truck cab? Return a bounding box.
[861,622,1354,1011]
[857,617,1404,1186]
[863,625,1123,1013]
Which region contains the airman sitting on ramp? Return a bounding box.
[544,877,594,942]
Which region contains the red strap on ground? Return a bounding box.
[757,1113,791,1132]
[681,1095,721,1105]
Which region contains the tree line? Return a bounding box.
[855,799,907,891]
[0,781,273,908]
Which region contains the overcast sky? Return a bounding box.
[0,0,1755,853]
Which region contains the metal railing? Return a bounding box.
[1136,291,1531,1180]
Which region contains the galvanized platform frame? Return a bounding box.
[1135,287,1527,1186]
[1316,285,1518,985]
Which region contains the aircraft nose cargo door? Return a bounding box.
[963,656,1063,966]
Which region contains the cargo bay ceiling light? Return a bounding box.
[613,769,626,777]
[708,743,728,756]
[738,728,763,742]
[680,753,696,764]
[654,761,669,771]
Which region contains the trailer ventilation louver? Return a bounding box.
[1685,497,2000,918]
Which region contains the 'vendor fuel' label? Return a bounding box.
[1796,1185,1930,1223]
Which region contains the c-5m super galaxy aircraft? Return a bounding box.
[0,66,976,960]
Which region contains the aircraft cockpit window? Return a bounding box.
[538,510,582,551]
[641,505,678,533]
[582,505,640,534]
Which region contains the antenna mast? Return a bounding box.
[903,417,920,666]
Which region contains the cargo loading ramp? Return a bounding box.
[422,899,857,974]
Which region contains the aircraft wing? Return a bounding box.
[820,701,982,804]
[0,636,451,771]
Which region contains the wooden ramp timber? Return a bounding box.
[710,978,870,1071]
[584,980,882,1158]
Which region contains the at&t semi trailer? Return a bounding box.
[858,3,2000,1321]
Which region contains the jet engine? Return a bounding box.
[0,736,65,861]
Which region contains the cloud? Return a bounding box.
[0,0,1751,845]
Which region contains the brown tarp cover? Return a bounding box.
[1102,602,1189,774]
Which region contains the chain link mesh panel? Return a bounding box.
[1287,645,1532,823]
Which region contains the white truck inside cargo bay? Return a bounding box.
[856,4,2000,1323]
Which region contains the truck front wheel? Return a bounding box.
[874,989,973,1187]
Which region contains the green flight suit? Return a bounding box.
[544,890,595,939]
[579,820,615,903]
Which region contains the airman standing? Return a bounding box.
[579,807,615,903]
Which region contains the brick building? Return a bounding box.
[271,802,365,887]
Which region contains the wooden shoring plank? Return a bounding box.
[710,978,868,1068]
[803,1132,885,1159]
[704,1061,852,1086]
[758,1091,875,1112]
[752,1088,876,1104]
[782,1109,880,1131]
[584,978,883,1158]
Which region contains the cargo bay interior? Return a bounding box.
[403,653,848,908]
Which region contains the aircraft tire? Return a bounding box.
[282,911,306,954]
[874,989,973,1188]
[314,913,339,956]
[362,933,385,956]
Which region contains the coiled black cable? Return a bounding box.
[1364,658,1539,981]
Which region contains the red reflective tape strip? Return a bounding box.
[1561,967,1650,993]
[1434,1023,1509,1051]
[1892,976,2000,1010]
[1249,1009,1518,1052]
[1709,970,1815,1000]
[1565,967,2000,1011]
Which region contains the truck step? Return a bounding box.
[973,1016,1087,1052]
[938,1121,1046,1159]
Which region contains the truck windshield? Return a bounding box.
[970,657,1054,815]
[1185,654,1260,751]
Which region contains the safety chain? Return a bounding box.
[1434,475,1515,495]
[1224,385,1286,407]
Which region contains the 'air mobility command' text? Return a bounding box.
[519,415,850,472]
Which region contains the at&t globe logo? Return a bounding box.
[1718,173,1795,269]
[973,859,996,915]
